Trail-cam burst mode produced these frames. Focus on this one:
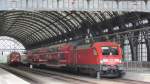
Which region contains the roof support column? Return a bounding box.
[118,35,125,60]
[144,30,150,61]
[128,32,139,61]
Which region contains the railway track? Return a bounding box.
[106,78,150,84]
[0,64,40,84]
[16,66,98,84]
[18,66,150,84]
[0,64,98,84]
[0,64,149,84]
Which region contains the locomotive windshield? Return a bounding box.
[101,46,118,55]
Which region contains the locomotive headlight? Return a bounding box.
[100,60,104,64]
[119,59,122,63]
[102,65,108,70]
[100,59,108,64]
[117,64,124,70]
[114,59,122,63]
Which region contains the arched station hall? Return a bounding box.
[0,0,149,84]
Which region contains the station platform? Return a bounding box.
[123,72,150,83]
[0,68,30,84]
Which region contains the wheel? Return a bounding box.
[89,69,97,77]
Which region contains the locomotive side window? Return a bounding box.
[93,48,98,56]
[101,46,118,55]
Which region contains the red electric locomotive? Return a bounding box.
[27,41,124,77]
[8,52,21,66]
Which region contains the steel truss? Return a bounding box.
[102,27,150,62]
[0,11,150,62]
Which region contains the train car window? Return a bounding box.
[50,47,58,52]
[101,46,118,55]
[76,44,91,49]
[59,53,65,60]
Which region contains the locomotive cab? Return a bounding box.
[8,52,21,66]
[94,42,125,77]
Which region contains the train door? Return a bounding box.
[69,46,79,72]
[72,47,77,65]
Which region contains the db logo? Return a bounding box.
[109,59,114,63]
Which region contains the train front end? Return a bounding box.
[8,52,21,66]
[94,42,125,77]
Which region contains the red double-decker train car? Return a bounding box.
[27,41,124,77]
[8,52,21,66]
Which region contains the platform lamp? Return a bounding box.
[85,28,90,44]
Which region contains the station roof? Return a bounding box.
[0,11,149,49]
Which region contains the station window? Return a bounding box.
[0,36,25,63]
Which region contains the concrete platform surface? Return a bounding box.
[0,68,30,84]
[123,72,150,83]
